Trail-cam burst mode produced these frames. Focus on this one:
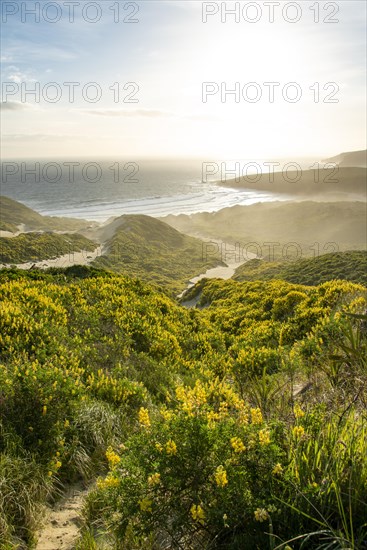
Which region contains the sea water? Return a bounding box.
[1,157,316,222]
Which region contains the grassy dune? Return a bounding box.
[0,232,98,264]
[93,214,223,295]
[233,250,367,286]
[0,196,93,233]
[219,166,367,197]
[163,201,367,257]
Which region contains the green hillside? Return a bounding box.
[233,251,367,286]
[163,201,367,255]
[93,214,223,295]
[0,268,366,548]
[0,199,224,296]
[220,166,367,196]
[0,196,92,232]
[0,232,98,264]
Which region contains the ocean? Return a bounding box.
[0,157,316,222]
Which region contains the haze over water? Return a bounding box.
[1,157,320,222]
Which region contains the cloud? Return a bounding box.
[81,108,174,118]
[3,65,37,83]
[80,109,217,121]
[2,133,89,142]
[183,114,219,122]
[0,101,36,111]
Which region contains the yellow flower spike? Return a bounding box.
[294,404,305,419]
[99,473,120,489]
[214,465,228,487]
[254,508,269,522]
[293,426,305,439]
[106,446,121,467]
[148,473,161,486]
[165,440,177,455]
[155,442,163,453]
[259,429,271,446]
[42,405,47,416]
[138,407,151,428]
[160,407,173,421]
[230,436,246,453]
[250,408,263,425]
[237,407,249,425]
[191,504,205,525]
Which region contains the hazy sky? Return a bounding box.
[1,0,366,159]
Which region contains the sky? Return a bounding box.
[1,0,366,160]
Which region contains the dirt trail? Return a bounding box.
[36,484,88,550]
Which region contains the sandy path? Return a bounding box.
[0,224,26,238]
[36,484,88,550]
[179,238,257,301]
[0,246,104,271]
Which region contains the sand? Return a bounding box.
[0,246,104,271]
[36,484,88,550]
[178,238,257,301]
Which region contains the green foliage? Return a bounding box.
[0,453,53,548]
[281,410,367,549]
[0,196,91,232]
[0,269,366,548]
[234,251,367,287]
[0,220,18,233]
[0,232,98,264]
[93,215,223,296]
[164,200,367,252]
[90,400,284,549]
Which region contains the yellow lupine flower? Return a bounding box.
[294,404,305,418]
[207,411,221,426]
[215,465,228,487]
[250,408,263,425]
[165,440,177,455]
[254,508,269,522]
[148,473,161,486]
[42,405,47,416]
[106,446,121,467]
[230,436,246,453]
[237,410,249,425]
[293,426,305,438]
[160,407,173,421]
[138,407,151,428]
[98,473,120,489]
[190,504,205,525]
[259,429,271,446]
